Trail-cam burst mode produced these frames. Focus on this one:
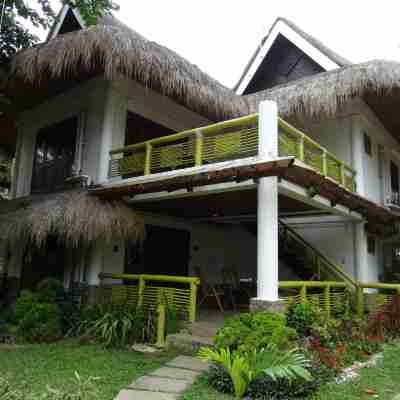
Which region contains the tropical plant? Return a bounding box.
[214,311,297,353]
[286,302,320,337]
[199,345,312,399]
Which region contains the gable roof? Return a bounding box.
[7,11,245,121]
[235,17,351,94]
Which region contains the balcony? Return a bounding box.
[108,114,357,192]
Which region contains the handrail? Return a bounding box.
[99,273,200,285]
[279,220,357,287]
[278,118,355,173]
[99,273,200,322]
[110,114,258,155]
[279,280,350,318]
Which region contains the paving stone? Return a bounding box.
[115,389,177,400]
[129,376,189,393]
[165,355,210,372]
[149,366,199,381]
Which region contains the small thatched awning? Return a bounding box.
[0,190,145,249]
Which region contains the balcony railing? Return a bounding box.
[108,114,357,192]
[278,119,357,192]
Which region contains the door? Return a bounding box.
[20,237,66,290]
[31,117,78,194]
[126,225,191,277]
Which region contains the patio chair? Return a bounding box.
[221,265,251,310]
[194,266,225,312]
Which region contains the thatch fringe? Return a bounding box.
[243,60,400,119]
[10,16,244,121]
[0,190,145,249]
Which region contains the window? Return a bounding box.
[367,236,376,255]
[364,132,372,157]
[31,117,78,194]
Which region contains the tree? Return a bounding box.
[0,0,119,63]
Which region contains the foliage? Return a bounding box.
[286,302,320,337]
[0,0,119,63]
[15,289,62,343]
[368,295,400,338]
[17,303,62,343]
[199,346,312,399]
[83,304,157,348]
[214,312,297,354]
[206,364,234,394]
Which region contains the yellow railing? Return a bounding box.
[98,273,200,323]
[109,114,259,179]
[356,282,400,317]
[108,114,357,192]
[278,118,357,191]
[279,281,351,318]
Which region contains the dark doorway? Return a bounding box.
[21,237,66,290]
[126,225,190,277]
[31,117,78,194]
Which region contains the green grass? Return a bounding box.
[180,343,400,400]
[0,341,176,400]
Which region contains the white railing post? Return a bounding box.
[252,101,283,311]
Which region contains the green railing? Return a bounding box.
[108,114,357,192]
[278,118,357,192]
[109,114,259,179]
[279,220,357,287]
[98,273,200,323]
[279,281,351,318]
[356,282,400,317]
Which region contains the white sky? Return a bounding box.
[35,0,400,89]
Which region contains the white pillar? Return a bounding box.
[97,84,128,184]
[257,101,279,302]
[351,115,365,196]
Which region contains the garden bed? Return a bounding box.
[180,343,400,400]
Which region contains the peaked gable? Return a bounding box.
[47,5,86,41]
[235,18,351,95]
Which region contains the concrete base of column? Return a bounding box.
[250,298,287,313]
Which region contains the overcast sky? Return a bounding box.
[36,0,400,89]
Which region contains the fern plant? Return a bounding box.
[199,345,312,399]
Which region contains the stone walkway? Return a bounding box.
[115,355,209,400]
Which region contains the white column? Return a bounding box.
[97,85,128,184]
[257,101,279,301]
[351,115,365,196]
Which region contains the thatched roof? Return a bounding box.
[242,60,400,140]
[7,14,244,121]
[0,190,145,250]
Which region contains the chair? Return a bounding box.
[221,265,251,310]
[194,266,225,312]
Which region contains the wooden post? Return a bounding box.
[324,285,331,319]
[138,276,145,307]
[300,285,307,304]
[316,257,321,280]
[195,130,203,167]
[356,285,364,318]
[189,282,198,322]
[298,135,305,162]
[144,142,152,175]
[322,150,328,176]
[156,303,166,347]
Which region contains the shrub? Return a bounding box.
[206,364,234,394]
[286,302,320,337]
[17,303,62,343]
[214,312,297,353]
[36,278,64,303]
[84,304,155,348]
[199,345,312,399]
